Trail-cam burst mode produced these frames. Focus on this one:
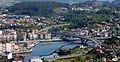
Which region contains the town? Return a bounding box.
[0,0,120,62]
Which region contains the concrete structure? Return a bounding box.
[30,58,42,62]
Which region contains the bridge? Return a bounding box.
[59,33,101,47]
[60,34,120,47]
[18,33,103,48]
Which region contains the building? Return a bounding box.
[0,43,4,53]
[6,43,12,52]
[30,58,42,62]
[17,32,25,41]
[0,29,17,41]
[38,31,51,40]
[0,42,20,53]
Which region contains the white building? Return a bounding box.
[38,31,51,39]
[30,58,42,62]
[6,43,12,52]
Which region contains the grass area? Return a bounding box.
[52,59,73,62]
[71,48,84,53]
[71,48,91,54]
[52,48,92,62]
[52,56,79,62]
[52,54,91,62]
[53,7,68,14]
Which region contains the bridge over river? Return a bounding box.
[59,33,107,47]
[60,34,120,47]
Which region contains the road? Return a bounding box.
[41,24,70,31]
[48,54,81,62]
[47,49,89,62]
[18,39,60,42]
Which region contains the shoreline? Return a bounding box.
[13,49,32,54]
[28,42,81,57]
[13,37,83,55]
[13,40,64,54]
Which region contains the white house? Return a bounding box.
[30,58,43,62]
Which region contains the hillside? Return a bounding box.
[16,0,114,4]
[8,1,70,16]
[18,0,87,4]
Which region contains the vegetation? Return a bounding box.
[71,48,91,54]
[58,49,71,55]
[104,38,120,46]
[8,1,69,16]
[7,1,120,28]
[1,0,120,62]
[52,54,92,62]
[53,7,69,14]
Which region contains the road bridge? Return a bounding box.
[59,33,101,47]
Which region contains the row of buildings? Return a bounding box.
[0,14,54,53]
[0,29,52,53]
[63,20,120,38]
[0,29,52,41]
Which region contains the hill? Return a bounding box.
[8,1,70,16]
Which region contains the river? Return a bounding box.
[26,41,80,57]
[24,41,80,62]
[24,38,120,62]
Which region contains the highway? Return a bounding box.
[47,49,90,62]
[40,24,70,31]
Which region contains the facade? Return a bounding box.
[0,43,4,53]
[38,31,51,40]
[6,43,12,52]
[0,30,17,41]
[0,42,19,53]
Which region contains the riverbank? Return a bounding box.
[12,41,63,54]
[23,41,82,62]
[13,49,32,54]
[26,41,80,56]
